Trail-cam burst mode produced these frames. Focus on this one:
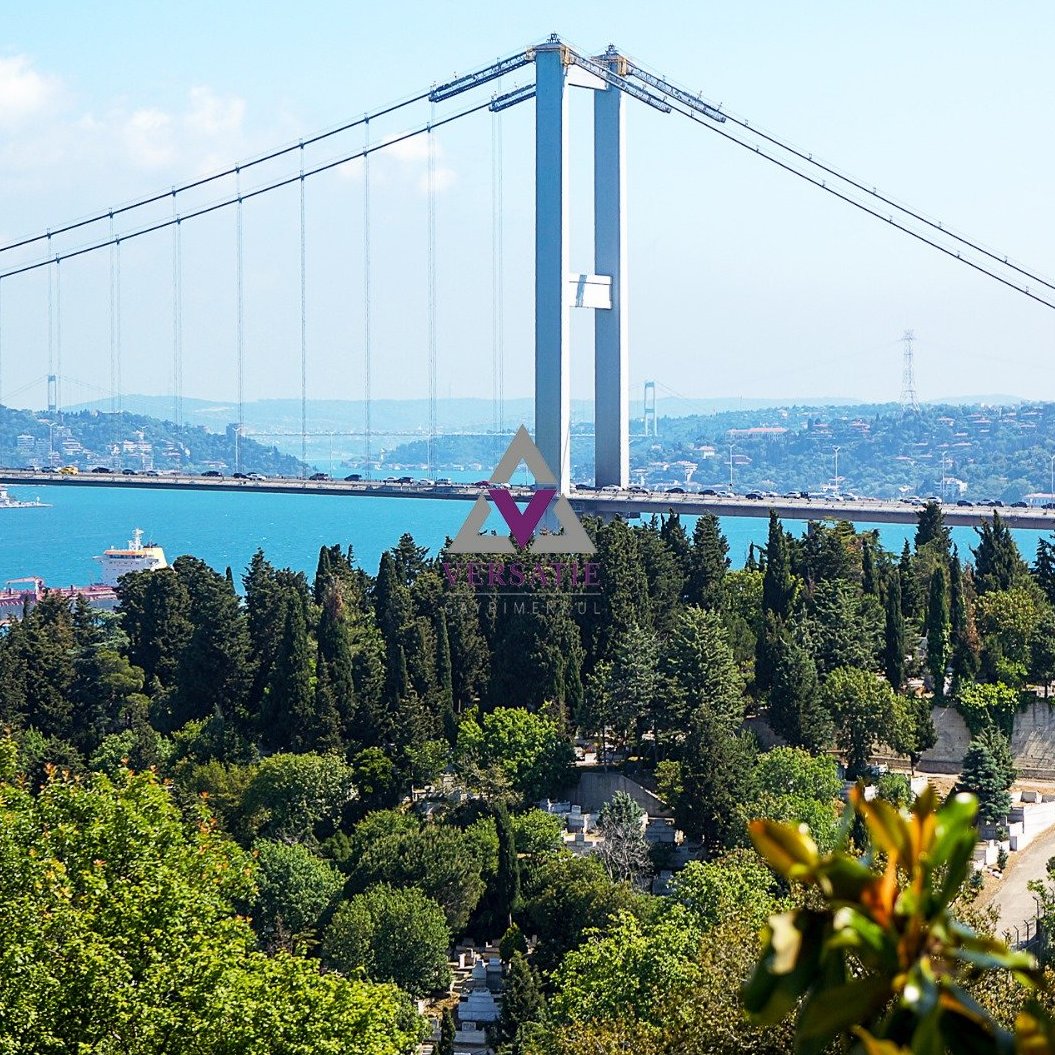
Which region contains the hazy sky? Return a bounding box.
[0,1,1052,418]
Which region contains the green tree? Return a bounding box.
[973,511,1027,595]
[673,704,756,851]
[926,564,951,700]
[686,513,729,610]
[661,607,745,730]
[315,573,358,742]
[438,1008,456,1055]
[596,791,651,887]
[250,839,343,948]
[805,579,884,678]
[1035,535,1055,607]
[884,570,907,689]
[323,884,452,997]
[498,951,546,1052]
[170,555,252,734]
[958,736,1013,823]
[1031,610,1055,696]
[116,567,192,691]
[916,498,951,553]
[0,760,423,1055]
[459,707,574,804]
[765,630,832,753]
[668,847,782,932]
[242,752,355,844]
[976,585,1049,687]
[820,666,899,779]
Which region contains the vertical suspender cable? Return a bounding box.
[0,280,4,409]
[110,215,118,466]
[426,104,437,476]
[491,93,498,461]
[496,105,505,446]
[236,168,245,473]
[47,232,54,414]
[115,236,122,417]
[300,143,307,476]
[55,259,61,419]
[172,190,183,434]
[363,116,372,472]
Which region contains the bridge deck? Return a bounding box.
[2,469,1053,530]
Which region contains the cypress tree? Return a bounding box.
[686,513,730,610]
[949,551,980,690]
[861,538,879,597]
[925,565,950,701]
[261,592,310,751]
[1035,536,1055,607]
[172,556,252,734]
[316,575,357,742]
[767,631,832,753]
[438,1009,456,1055]
[435,610,454,711]
[659,511,692,585]
[915,500,951,553]
[485,804,521,936]
[761,512,795,620]
[973,511,1026,595]
[883,573,906,690]
[898,540,919,619]
[497,952,544,1050]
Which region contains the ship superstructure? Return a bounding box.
[93,528,169,587]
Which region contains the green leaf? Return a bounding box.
[796,974,890,1052]
[748,820,820,880]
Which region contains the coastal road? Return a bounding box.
[3,469,1055,529]
[982,823,1055,943]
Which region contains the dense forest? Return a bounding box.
[4,505,1055,1051]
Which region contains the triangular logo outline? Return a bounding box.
[448,426,596,554]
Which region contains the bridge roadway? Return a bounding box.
[3,468,1055,530]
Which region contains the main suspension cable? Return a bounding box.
[627,54,1055,297]
[0,96,503,281]
[0,86,441,256]
[663,97,1055,312]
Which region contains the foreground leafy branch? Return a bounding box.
[744,784,1054,1054]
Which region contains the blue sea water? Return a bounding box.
[0,483,1052,587]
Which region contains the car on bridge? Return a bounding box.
[665,486,685,494]
[59,466,78,474]
[247,473,265,481]
[91,466,113,474]
[745,491,764,500]
[957,499,974,507]
[201,470,222,478]
[309,472,330,481]
[344,474,363,481]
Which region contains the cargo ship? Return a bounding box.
[93,528,169,586]
[0,528,168,623]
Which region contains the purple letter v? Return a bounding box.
[489,488,556,548]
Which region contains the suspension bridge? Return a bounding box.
[1,34,1053,516]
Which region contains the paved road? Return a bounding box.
[985,823,1055,942]
[3,468,1054,528]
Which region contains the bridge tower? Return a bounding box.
[535,39,630,495]
[643,380,657,437]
